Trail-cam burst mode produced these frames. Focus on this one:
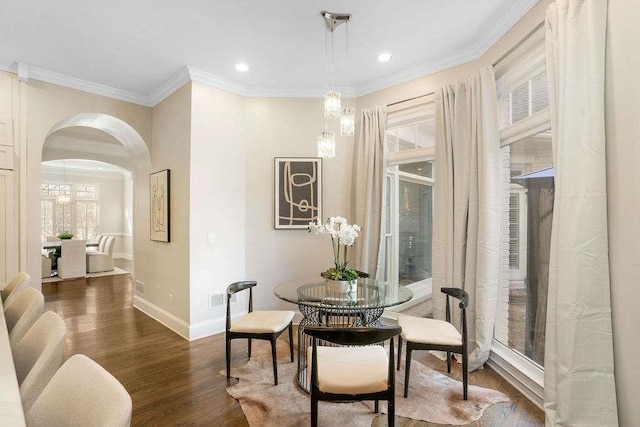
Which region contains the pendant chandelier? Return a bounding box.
[317,10,352,159]
[56,161,71,203]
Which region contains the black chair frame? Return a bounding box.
[397,287,469,400]
[225,281,294,385]
[306,325,401,427]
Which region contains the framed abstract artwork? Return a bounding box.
[274,157,322,229]
[150,169,170,242]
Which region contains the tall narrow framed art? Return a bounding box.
[274,158,322,229]
[150,169,170,242]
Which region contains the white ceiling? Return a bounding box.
[1,0,538,105]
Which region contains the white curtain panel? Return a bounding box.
[544,1,619,426]
[353,106,387,278]
[432,67,501,371]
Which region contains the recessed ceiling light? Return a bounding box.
[377,53,392,62]
[235,63,249,72]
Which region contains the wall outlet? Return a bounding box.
[208,293,224,310]
[168,293,173,305]
[135,280,145,295]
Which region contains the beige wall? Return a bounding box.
[25,81,152,296]
[147,83,192,322]
[189,82,246,335]
[606,0,640,424]
[245,98,355,310]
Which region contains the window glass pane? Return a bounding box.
[415,119,435,149]
[41,200,54,240]
[531,72,549,114]
[399,160,432,178]
[497,130,553,367]
[398,177,433,286]
[386,130,398,154]
[511,81,530,124]
[396,125,417,151]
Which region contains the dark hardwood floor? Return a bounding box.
[42,274,544,426]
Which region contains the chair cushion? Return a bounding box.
[398,316,462,346]
[229,311,294,333]
[307,345,389,395]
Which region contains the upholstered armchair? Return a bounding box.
[57,240,87,279]
[86,236,115,273]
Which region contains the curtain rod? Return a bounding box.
[492,20,545,67]
[387,92,435,107]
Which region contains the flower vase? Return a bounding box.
[326,279,357,294]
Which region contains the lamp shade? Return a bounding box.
[324,91,341,119]
[317,130,336,158]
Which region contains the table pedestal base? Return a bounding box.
[296,304,384,392]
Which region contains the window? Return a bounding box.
[494,24,552,380]
[382,101,435,288]
[41,183,99,241]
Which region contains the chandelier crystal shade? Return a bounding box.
[317,10,351,159]
[317,130,336,159]
[324,91,341,119]
[340,107,355,136]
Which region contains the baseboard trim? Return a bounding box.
[133,295,190,340]
[189,318,226,341]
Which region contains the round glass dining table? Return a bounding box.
[274,277,413,391]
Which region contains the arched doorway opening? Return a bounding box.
[34,113,151,289]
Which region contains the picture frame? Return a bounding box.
[150,169,170,242]
[274,157,322,229]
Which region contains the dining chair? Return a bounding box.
[86,236,115,273]
[226,281,294,385]
[4,287,45,346]
[1,271,30,305]
[26,354,132,427]
[57,239,87,279]
[306,325,401,427]
[13,311,67,412]
[41,255,52,279]
[86,234,104,252]
[397,287,469,399]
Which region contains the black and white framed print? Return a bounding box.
[274,158,322,229]
[150,169,170,242]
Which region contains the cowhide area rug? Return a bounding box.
[224,340,508,426]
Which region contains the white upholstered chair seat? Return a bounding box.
[86,236,115,273]
[13,311,67,412]
[26,354,132,427]
[4,287,45,346]
[230,311,294,333]
[1,272,30,305]
[57,240,87,279]
[398,316,462,347]
[308,345,389,394]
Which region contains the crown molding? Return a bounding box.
[354,0,539,97]
[147,66,192,106]
[45,135,130,158]
[28,64,152,106]
[41,164,128,180]
[0,61,16,73]
[3,0,539,105]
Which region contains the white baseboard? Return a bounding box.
[133,295,190,340]
[189,318,226,340]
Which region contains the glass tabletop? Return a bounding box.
[274,276,413,310]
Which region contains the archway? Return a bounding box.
[33,113,151,290]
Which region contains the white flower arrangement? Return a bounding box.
[309,216,361,281]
